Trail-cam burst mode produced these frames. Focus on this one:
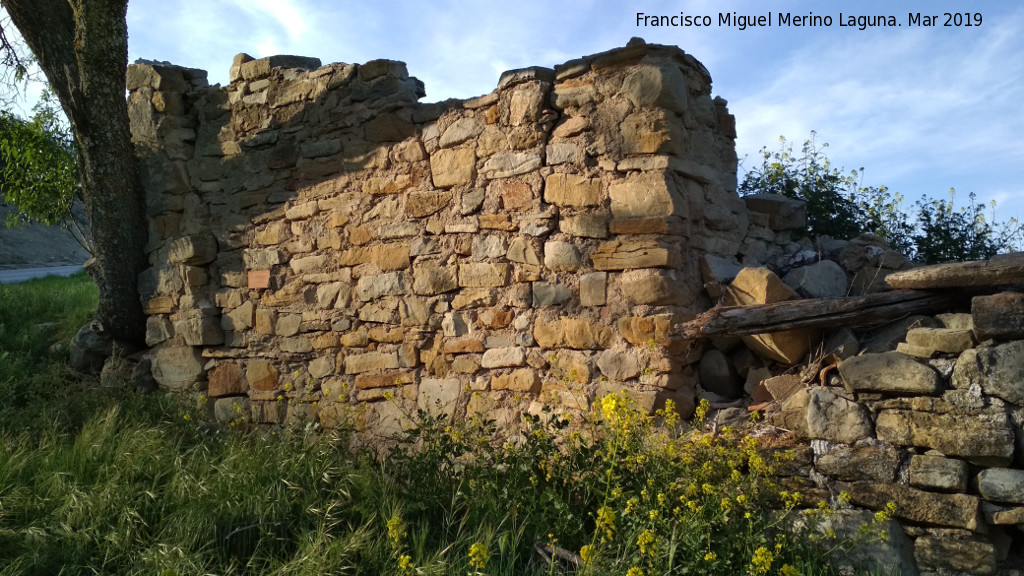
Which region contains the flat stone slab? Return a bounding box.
[839,352,942,395]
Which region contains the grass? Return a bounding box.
[0,274,893,575]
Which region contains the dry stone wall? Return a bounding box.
[128,40,780,433]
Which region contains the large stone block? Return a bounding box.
[355,271,407,301]
[481,152,542,179]
[413,263,459,295]
[544,173,602,207]
[804,387,874,444]
[876,409,1014,466]
[976,468,1024,504]
[543,241,583,272]
[152,346,204,391]
[534,317,613,350]
[458,263,511,288]
[909,454,969,492]
[742,193,806,231]
[591,238,676,271]
[246,360,278,391]
[848,482,982,531]
[418,377,462,418]
[430,148,476,188]
[491,368,540,392]
[814,441,900,483]
[951,341,1024,405]
[781,261,848,299]
[839,352,942,395]
[914,535,996,575]
[208,363,244,397]
[618,63,688,114]
[608,172,684,219]
[972,291,1024,341]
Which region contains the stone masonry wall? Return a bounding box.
[128,40,770,434]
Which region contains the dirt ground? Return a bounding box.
[0,201,92,270]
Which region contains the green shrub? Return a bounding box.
[740,132,1022,263]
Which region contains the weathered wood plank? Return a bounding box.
[676,290,968,340]
[886,252,1024,290]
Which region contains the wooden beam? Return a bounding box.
[675,290,969,340]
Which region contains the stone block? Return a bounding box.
[951,341,1024,405]
[355,370,415,390]
[213,397,250,424]
[208,363,244,397]
[168,234,218,265]
[618,63,688,114]
[145,316,173,346]
[619,269,694,306]
[534,318,612,350]
[491,368,540,392]
[418,378,462,418]
[838,352,942,395]
[279,337,312,353]
[544,173,602,207]
[972,291,1024,341]
[914,535,996,575]
[406,191,452,218]
[608,172,683,219]
[977,469,1024,504]
[726,267,817,365]
[804,387,874,444]
[481,347,526,369]
[591,238,676,271]
[439,117,484,148]
[596,349,642,381]
[543,241,583,271]
[580,272,607,307]
[246,360,278,391]
[617,315,671,347]
[345,351,400,374]
[152,346,204,391]
[848,482,982,531]
[876,409,1014,466]
[221,301,255,331]
[559,214,608,239]
[909,454,969,492]
[905,327,975,355]
[355,271,407,301]
[781,261,848,298]
[458,263,511,288]
[413,263,459,295]
[430,148,476,188]
[176,317,224,346]
[481,152,542,178]
[814,441,900,483]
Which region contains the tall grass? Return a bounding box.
[0,275,891,575]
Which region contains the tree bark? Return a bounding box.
[886,252,1024,290]
[2,0,147,345]
[676,290,971,340]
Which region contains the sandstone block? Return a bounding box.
[491,368,540,392]
[413,263,459,295]
[595,349,641,381]
[345,351,400,374]
[905,327,975,355]
[742,193,806,231]
[152,346,204,391]
[362,174,413,195]
[781,261,848,298]
[246,360,278,391]
[914,535,996,575]
[472,235,508,260]
[619,269,694,306]
[549,350,591,384]
[276,313,302,337]
[418,378,462,418]
[279,337,312,353]
[617,315,671,347]
[814,441,900,483]
[481,347,526,369]
[458,263,510,288]
[430,148,476,188]
[580,272,607,307]
[608,172,683,219]
[972,291,1024,341]
[559,214,608,239]
[208,363,244,397]
[532,282,570,308]
[176,317,224,346]
[909,454,969,492]
[977,469,1024,504]
[591,238,676,271]
[543,240,583,271]
[838,352,942,395]
[213,397,250,424]
[439,117,484,148]
[289,254,328,274]
[544,173,602,207]
[355,271,407,301]
[406,191,452,218]
[168,234,217,265]
[876,409,1014,466]
[221,301,255,331]
[355,370,415,390]
[339,242,411,271]
[481,152,542,178]
[951,341,1024,405]
[451,355,481,374]
[848,481,981,531]
[534,318,612,350]
[805,387,874,444]
[145,316,173,346]
[618,63,688,114]
[507,237,541,266]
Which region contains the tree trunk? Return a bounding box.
[2,0,147,345]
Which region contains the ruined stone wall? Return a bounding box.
[128,40,774,433]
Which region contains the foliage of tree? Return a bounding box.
[0,0,147,345]
[739,133,1022,264]
[0,89,78,227]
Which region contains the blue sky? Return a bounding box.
[123,0,1024,225]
